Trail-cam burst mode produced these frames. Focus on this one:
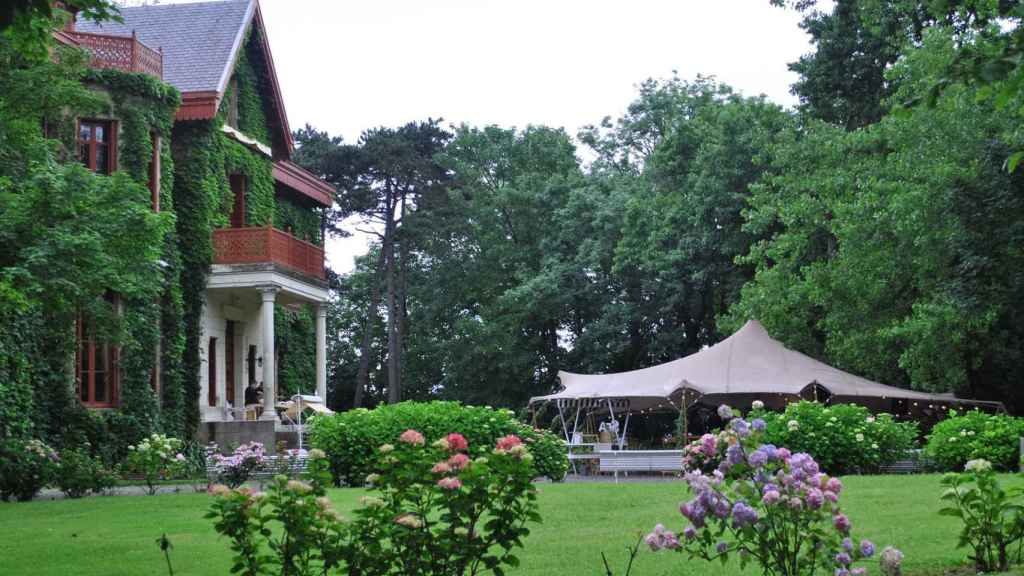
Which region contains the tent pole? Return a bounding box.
[556,402,570,443]
[620,412,631,450]
[571,405,582,441]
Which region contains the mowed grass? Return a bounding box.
[0,474,1017,576]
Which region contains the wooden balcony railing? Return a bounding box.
[213,226,325,281]
[70,30,163,79]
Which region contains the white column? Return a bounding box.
[315,303,327,403]
[260,287,278,420]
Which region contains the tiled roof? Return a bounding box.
[76,0,254,95]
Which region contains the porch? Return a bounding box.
[200,231,328,425]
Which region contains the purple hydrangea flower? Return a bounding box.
[731,501,759,528]
[842,538,854,552]
[860,540,875,558]
[833,514,851,534]
[835,569,850,576]
[806,488,824,510]
[824,490,839,503]
[726,444,745,466]
[683,526,697,540]
[835,552,852,566]
[762,490,781,505]
[751,418,767,432]
[827,477,843,495]
[730,418,751,437]
[716,541,728,554]
[748,449,768,468]
[717,405,734,420]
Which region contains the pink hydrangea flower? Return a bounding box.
[445,433,469,452]
[399,429,426,446]
[495,435,522,451]
[431,462,452,474]
[448,453,470,470]
[437,477,462,490]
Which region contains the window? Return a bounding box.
[78,120,115,174]
[229,174,247,227]
[76,294,120,408]
[208,337,218,407]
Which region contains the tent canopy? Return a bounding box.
[530,320,1001,412]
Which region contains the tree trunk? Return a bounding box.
[385,190,401,404]
[396,193,409,392]
[353,249,385,408]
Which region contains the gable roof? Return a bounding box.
[76,0,253,95]
[76,0,294,156]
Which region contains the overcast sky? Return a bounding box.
[252,0,817,273]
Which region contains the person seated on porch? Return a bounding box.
[244,382,259,406]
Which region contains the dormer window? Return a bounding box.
[78,120,115,174]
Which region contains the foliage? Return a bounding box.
[275,305,317,399]
[125,433,187,496]
[939,459,1024,572]
[207,432,540,576]
[924,410,1024,472]
[208,442,266,489]
[750,402,918,475]
[307,401,568,486]
[650,406,893,576]
[54,447,116,498]
[724,27,1024,408]
[0,438,59,501]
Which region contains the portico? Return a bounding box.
[199,247,329,423]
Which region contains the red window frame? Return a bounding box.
[77,119,116,175]
[76,294,120,408]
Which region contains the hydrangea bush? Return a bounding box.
[925,410,1024,472]
[307,401,567,485]
[206,430,540,575]
[940,458,1024,572]
[124,433,187,495]
[54,447,117,498]
[0,439,59,502]
[653,405,901,576]
[751,401,918,474]
[208,441,266,488]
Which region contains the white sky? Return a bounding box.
[253,0,817,273]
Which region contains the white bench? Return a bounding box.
[206,455,309,484]
[598,450,683,482]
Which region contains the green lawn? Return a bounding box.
[0,475,1015,575]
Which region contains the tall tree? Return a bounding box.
[299,120,451,404]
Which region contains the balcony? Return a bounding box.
[69,30,163,79]
[213,226,325,281]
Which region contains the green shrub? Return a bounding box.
[750,401,918,474]
[308,401,568,486]
[54,448,117,498]
[924,410,1024,472]
[0,439,59,502]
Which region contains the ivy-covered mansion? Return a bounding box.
[51,0,333,446]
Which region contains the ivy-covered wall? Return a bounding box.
[275,195,323,246]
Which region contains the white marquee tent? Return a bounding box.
[529,320,1003,446]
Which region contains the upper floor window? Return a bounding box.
[78,120,115,175]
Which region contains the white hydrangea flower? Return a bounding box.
[787,420,799,431]
[855,433,865,442]
[964,459,992,473]
[751,400,764,410]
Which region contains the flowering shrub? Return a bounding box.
[652,405,900,576]
[939,458,1024,572]
[125,433,187,495]
[208,442,266,488]
[0,438,59,501]
[925,410,1024,472]
[54,448,117,498]
[751,401,918,474]
[308,401,567,485]
[206,430,540,575]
